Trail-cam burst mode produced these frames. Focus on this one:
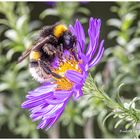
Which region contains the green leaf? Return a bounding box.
[67,122,75,137]
[16,15,28,32]
[121,13,136,31]
[76,7,90,15]
[74,116,83,126]
[6,48,15,60]
[79,17,88,24]
[107,19,121,28]
[0,19,9,26]
[103,112,114,126]
[125,123,132,129]
[108,30,119,39]
[114,119,123,128]
[0,83,9,91]
[127,38,140,53]
[5,29,19,42]
[40,9,58,19]
[113,46,129,63]
[115,83,125,105]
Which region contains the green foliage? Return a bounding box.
[83,74,140,138]
[0,1,90,138]
[106,2,140,101]
[60,101,84,137]
[40,2,90,25]
[0,2,39,138]
[92,2,140,138]
[0,1,140,138]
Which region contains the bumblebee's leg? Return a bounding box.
[42,43,57,56]
[60,44,64,52]
[70,47,79,62]
[33,35,58,51]
[56,44,63,59]
[39,59,62,79]
[48,35,58,44]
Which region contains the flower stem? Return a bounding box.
[83,73,140,132]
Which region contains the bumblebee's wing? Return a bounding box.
[32,36,56,51]
[18,33,57,63]
[17,47,32,63]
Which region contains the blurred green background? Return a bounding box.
[0,1,140,138]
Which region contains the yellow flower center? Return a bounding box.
[53,58,81,90]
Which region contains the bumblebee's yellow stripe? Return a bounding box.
[30,51,40,61]
[53,24,67,38]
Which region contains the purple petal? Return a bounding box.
[69,25,83,57]
[46,2,56,6]
[74,19,86,52]
[45,111,63,131]
[88,40,104,69]
[86,18,101,61]
[53,90,72,99]
[69,24,76,35]
[30,113,42,121]
[37,103,66,130]
[76,42,83,58]
[22,92,53,108]
[28,83,57,97]
[45,100,70,130]
[37,119,51,129]
[26,91,53,100]
[30,105,44,114]
[42,103,63,117]
[65,70,83,84]
[51,55,60,68]
[45,97,68,105]
[79,53,89,71]
[26,91,52,101]
[40,104,55,114]
[22,97,46,109]
[73,85,83,100]
[62,50,71,60]
[41,105,65,122]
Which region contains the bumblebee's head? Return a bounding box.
[53,24,76,49]
[60,31,76,49]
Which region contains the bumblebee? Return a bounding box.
[39,23,77,56]
[17,23,77,83]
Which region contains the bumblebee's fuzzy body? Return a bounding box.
[29,66,53,83]
[18,23,77,83]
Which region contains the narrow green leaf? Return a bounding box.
[40,9,58,19]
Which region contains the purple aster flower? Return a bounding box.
[46,1,56,6]
[22,17,104,130]
[46,1,88,6]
